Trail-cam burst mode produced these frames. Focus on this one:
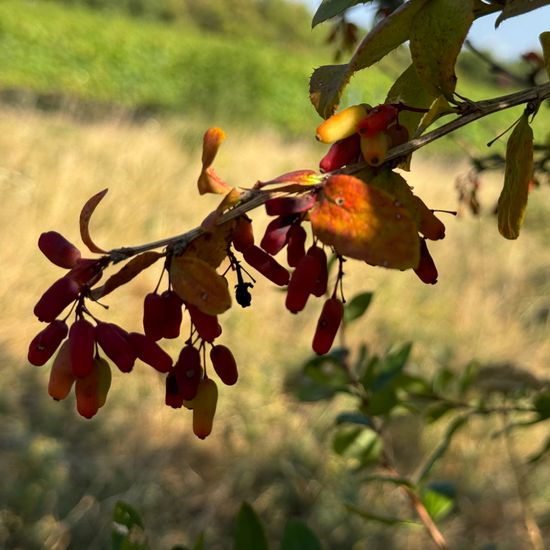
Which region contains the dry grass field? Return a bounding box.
[1,106,549,549]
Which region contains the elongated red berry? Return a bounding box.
[307,246,328,297]
[357,104,398,137]
[143,292,166,341]
[285,253,322,313]
[385,123,409,147]
[28,320,68,366]
[69,318,96,378]
[414,239,438,284]
[187,303,222,343]
[174,345,203,400]
[287,224,307,268]
[260,216,295,256]
[243,245,290,286]
[48,340,75,400]
[34,277,80,322]
[95,322,136,373]
[75,357,111,419]
[210,345,238,386]
[413,196,446,240]
[319,134,361,172]
[127,332,173,373]
[38,231,81,269]
[312,298,344,355]
[160,290,183,339]
[232,216,255,253]
[66,258,104,287]
[165,371,185,408]
[265,194,316,216]
[192,378,218,439]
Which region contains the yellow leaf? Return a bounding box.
[497,114,534,240]
[170,255,231,315]
[185,221,236,269]
[309,175,420,270]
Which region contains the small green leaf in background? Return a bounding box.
[234,502,269,550]
[540,32,550,79]
[281,518,322,550]
[332,426,382,466]
[192,533,205,550]
[344,292,373,323]
[496,0,550,27]
[336,411,376,428]
[112,501,148,550]
[534,392,550,420]
[312,0,370,28]
[422,481,456,521]
[410,0,474,98]
[497,113,533,240]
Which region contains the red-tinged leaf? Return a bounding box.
[80,188,108,254]
[90,251,163,300]
[185,221,235,268]
[198,167,232,195]
[202,127,226,168]
[170,255,231,315]
[410,0,474,99]
[309,175,420,269]
[255,170,322,189]
[497,114,533,240]
[200,188,242,231]
[309,0,429,118]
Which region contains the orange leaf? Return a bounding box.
[185,220,235,269]
[170,255,231,315]
[90,251,163,300]
[202,127,226,169]
[309,175,419,269]
[80,188,108,254]
[198,167,232,195]
[200,189,242,232]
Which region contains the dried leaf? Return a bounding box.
[496,0,550,27]
[170,255,231,315]
[185,221,236,269]
[91,251,163,299]
[410,0,474,99]
[310,0,429,118]
[497,114,533,239]
[309,175,420,269]
[80,188,108,254]
[540,32,550,79]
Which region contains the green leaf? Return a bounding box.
[422,487,454,521]
[312,0,371,27]
[497,114,533,239]
[336,412,376,428]
[281,519,322,550]
[367,388,399,416]
[540,32,550,80]
[332,426,382,466]
[344,292,373,323]
[496,0,550,27]
[371,343,412,392]
[534,392,550,420]
[112,501,148,550]
[310,0,429,118]
[425,402,455,424]
[345,504,418,526]
[414,95,456,137]
[410,0,474,98]
[234,503,269,550]
[192,533,206,550]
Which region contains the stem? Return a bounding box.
[106,82,550,263]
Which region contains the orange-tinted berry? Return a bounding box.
[38,231,81,269]
[33,277,80,322]
[187,303,222,343]
[357,104,398,137]
[316,104,370,144]
[174,345,203,400]
[232,216,255,253]
[28,320,68,366]
[260,216,294,256]
[210,345,238,386]
[128,332,173,373]
[413,196,446,240]
[69,318,95,378]
[66,258,104,287]
[48,340,75,400]
[243,245,290,286]
[95,322,136,373]
[307,246,328,297]
[360,132,390,166]
[312,298,344,355]
[75,357,111,419]
[286,224,307,268]
[414,239,438,284]
[285,253,322,313]
[319,134,361,172]
[265,194,316,216]
[192,378,218,439]
[385,123,409,147]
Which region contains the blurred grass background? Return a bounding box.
[1,0,549,548]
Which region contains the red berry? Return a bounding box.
[187,303,222,343]
[319,134,361,172]
[265,194,316,216]
[127,332,173,373]
[312,298,344,355]
[357,104,398,137]
[174,345,203,400]
[232,216,255,253]
[143,292,166,341]
[28,320,68,366]
[165,371,185,408]
[260,216,294,256]
[385,123,409,147]
[66,258,104,287]
[285,254,321,314]
[95,322,136,373]
[243,245,290,286]
[160,290,183,339]
[75,357,111,419]
[286,224,307,268]
[413,239,438,285]
[210,345,238,386]
[69,318,96,378]
[307,246,328,297]
[33,277,80,322]
[48,340,75,401]
[38,231,81,269]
